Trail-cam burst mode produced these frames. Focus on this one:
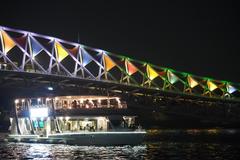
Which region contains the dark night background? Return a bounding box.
[0,0,239,82]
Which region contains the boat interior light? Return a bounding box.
[15,99,19,104]
[30,107,48,118]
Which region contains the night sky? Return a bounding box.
[0,0,239,83]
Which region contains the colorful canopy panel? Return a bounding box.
[68,46,79,56]
[167,70,178,84]
[125,59,138,75]
[0,30,16,54]
[29,37,43,57]
[226,83,237,94]
[103,54,116,71]
[146,65,159,80]
[81,49,93,66]
[207,81,218,91]
[14,35,27,49]
[55,41,69,62]
[187,76,198,88]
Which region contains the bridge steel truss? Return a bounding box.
[0,26,239,101]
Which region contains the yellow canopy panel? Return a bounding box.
[146,65,158,80]
[55,41,69,62]
[207,81,218,91]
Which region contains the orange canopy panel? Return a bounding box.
[0,30,16,54]
[187,76,198,88]
[207,81,218,91]
[103,54,116,71]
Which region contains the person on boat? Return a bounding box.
[71,100,77,109]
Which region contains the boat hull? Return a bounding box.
[7,131,146,146]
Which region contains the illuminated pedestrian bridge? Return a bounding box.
[0,25,239,102]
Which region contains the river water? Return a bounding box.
[0,129,240,159]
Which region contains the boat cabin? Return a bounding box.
[10,96,138,137]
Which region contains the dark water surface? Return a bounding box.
[1,129,240,160]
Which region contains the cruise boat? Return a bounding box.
[8,96,146,145]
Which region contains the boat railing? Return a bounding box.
[51,128,144,134]
[15,107,130,117]
[55,104,127,110]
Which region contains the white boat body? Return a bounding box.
[8,131,146,146]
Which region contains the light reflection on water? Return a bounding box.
[0,143,147,159]
[0,142,240,160]
[1,129,240,159]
